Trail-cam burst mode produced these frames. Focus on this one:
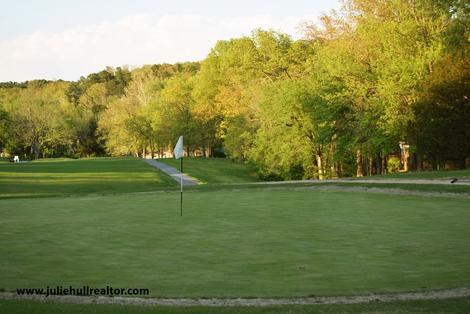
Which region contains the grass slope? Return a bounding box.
[188,181,470,195]
[2,297,470,314]
[1,188,469,298]
[325,182,470,194]
[158,157,259,183]
[0,157,176,199]
[359,169,470,180]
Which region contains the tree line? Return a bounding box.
[1,0,469,179]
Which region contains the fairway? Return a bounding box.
[1,183,469,298]
[0,158,176,198]
[159,157,259,183]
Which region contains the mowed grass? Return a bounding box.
[158,157,259,183]
[0,157,176,198]
[1,188,469,298]
[188,181,470,195]
[2,297,470,314]
[358,168,470,180]
[324,182,470,194]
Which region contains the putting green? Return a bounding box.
[1,187,469,298]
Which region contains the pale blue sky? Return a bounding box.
[0,0,340,81]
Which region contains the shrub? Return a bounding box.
[387,156,401,173]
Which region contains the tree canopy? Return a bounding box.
[1,0,468,178]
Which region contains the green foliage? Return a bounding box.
[0,105,11,152]
[410,51,470,164]
[248,80,317,180]
[387,156,401,173]
[1,0,468,178]
[0,81,85,159]
[66,67,132,105]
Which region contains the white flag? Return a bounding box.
[173,135,183,159]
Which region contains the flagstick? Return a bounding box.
[173,135,184,217]
[180,157,183,216]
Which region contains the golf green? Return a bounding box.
[1,187,469,297]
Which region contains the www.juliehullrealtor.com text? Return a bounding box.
[16,285,149,297]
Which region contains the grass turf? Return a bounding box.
[1,297,470,314]
[187,181,470,195]
[324,182,470,194]
[158,157,259,183]
[357,169,470,180]
[2,157,470,313]
[0,157,176,199]
[1,188,469,298]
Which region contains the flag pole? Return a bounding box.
[180,156,183,216]
[173,135,184,217]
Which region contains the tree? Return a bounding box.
[1,81,81,159]
[0,105,11,154]
[411,51,470,169]
[156,74,196,155]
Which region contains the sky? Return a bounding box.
[0,0,340,82]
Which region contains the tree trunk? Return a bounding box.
[376,153,382,175]
[31,138,40,160]
[331,163,338,178]
[356,148,363,177]
[410,153,416,171]
[368,157,373,176]
[404,157,409,172]
[316,154,324,180]
[382,155,387,175]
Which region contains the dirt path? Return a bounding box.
[305,185,470,199]
[216,180,470,199]
[1,288,469,306]
[333,178,470,186]
[239,178,470,186]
